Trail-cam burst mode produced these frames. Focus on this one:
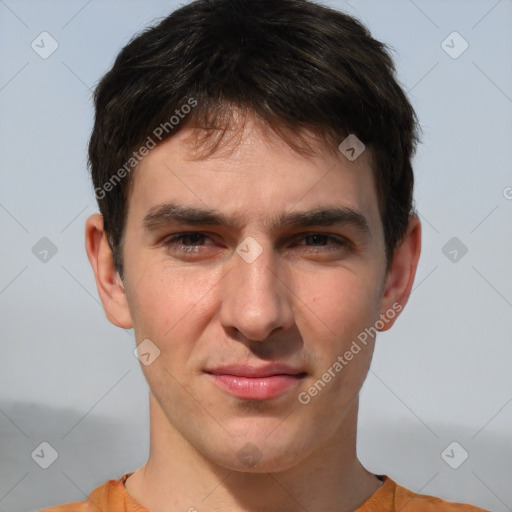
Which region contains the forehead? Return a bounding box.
[128,115,381,234]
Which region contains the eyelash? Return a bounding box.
[162,232,349,254]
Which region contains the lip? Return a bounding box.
[205,363,306,378]
[204,364,307,401]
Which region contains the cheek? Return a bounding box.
[126,265,221,397]
[293,272,380,421]
[297,268,381,344]
[126,261,219,345]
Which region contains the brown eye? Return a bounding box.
[294,233,349,251]
[163,232,213,253]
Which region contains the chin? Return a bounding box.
[204,428,311,473]
[222,449,306,474]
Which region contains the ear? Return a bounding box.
[378,214,421,332]
[85,213,133,329]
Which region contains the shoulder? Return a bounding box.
[39,500,95,512]
[38,474,139,512]
[362,475,489,511]
[392,478,490,511]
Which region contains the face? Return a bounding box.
[92,115,417,473]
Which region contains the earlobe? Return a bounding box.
[378,215,421,332]
[85,213,133,329]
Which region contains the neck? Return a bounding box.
[125,393,381,512]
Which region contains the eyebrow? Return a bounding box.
[142,201,371,235]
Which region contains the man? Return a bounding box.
[41,0,488,510]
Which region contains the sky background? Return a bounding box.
[1,1,511,511]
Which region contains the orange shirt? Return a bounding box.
[40,473,489,512]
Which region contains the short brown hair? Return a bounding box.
[88,0,419,279]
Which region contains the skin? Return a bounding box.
[85,113,421,512]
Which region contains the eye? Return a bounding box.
[163,232,214,253]
[161,232,350,256]
[294,233,349,251]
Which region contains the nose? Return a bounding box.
[219,240,294,342]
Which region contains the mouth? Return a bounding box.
[204,364,308,401]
